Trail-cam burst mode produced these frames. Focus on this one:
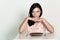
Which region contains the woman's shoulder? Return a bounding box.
[24,16,31,20]
[25,16,33,20]
[40,17,44,19]
[39,18,46,20]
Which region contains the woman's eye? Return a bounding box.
[37,11,39,13]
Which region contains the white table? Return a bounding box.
[13,30,57,40]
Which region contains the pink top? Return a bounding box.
[26,22,46,33]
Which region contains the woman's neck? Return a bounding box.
[33,17,40,20]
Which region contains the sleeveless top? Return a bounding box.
[26,21,46,34]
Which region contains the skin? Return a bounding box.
[19,7,54,33]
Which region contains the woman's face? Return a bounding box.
[32,7,41,18]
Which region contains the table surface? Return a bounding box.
[13,30,57,40]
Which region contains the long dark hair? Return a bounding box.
[29,3,43,17]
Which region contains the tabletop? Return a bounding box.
[13,30,57,40]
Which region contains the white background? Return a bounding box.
[0,0,60,40]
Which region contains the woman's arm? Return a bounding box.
[19,17,29,33]
[41,18,54,33]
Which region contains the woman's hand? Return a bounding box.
[33,18,43,23]
[39,18,54,33]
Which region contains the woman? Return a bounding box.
[19,3,54,35]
